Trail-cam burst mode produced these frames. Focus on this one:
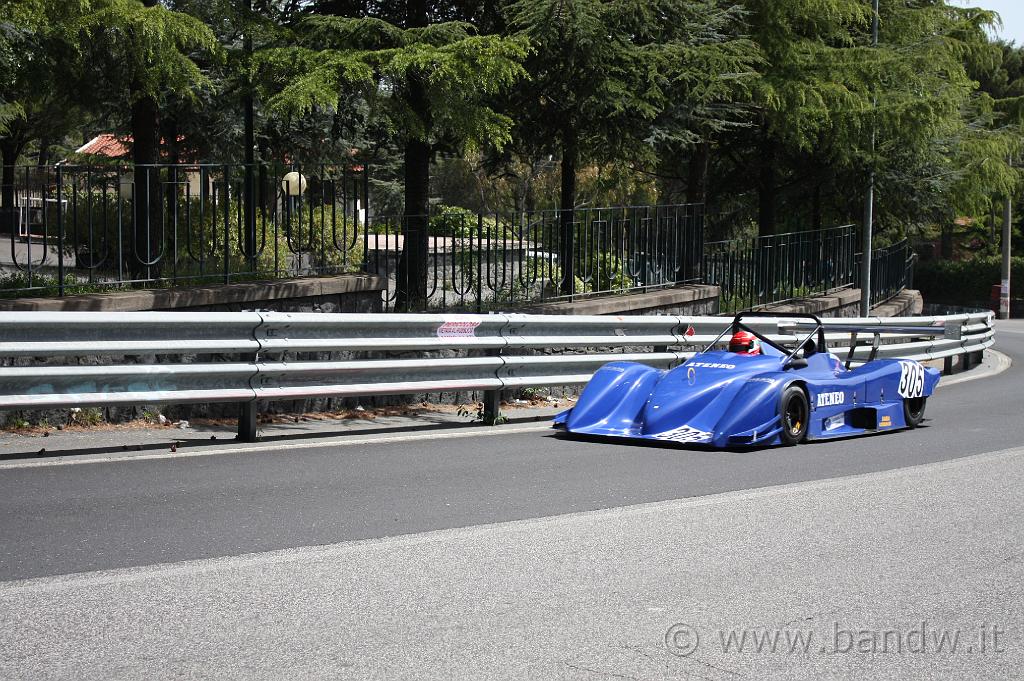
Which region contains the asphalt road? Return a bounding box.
[1,321,1022,680]
[0,323,1021,582]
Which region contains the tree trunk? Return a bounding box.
[682,142,710,281]
[130,0,162,280]
[397,136,431,311]
[37,138,51,167]
[559,124,577,295]
[1,139,24,236]
[685,142,709,206]
[395,0,430,311]
[940,223,954,259]
[812,182,822,232]
[757,140,776,236]
[131,91,161,280]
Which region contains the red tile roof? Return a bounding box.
[75,134,131,158]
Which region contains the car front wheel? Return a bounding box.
[780,386,809,445]
[903,397,927,428]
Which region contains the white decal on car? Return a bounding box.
[816,391,845,407]
[897,360,925,398]
[824,414,845,431]
[651,425,713,444]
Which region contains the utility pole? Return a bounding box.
[243,0,257,270]
[860,0,879,317]
[1002,194,1012,319]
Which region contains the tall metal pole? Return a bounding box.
[243,0,257,269]
[1001,194,1012,319]
[860,0,879,316]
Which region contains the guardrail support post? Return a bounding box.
[943,356,954,375]
[238,402,258,442]
[482,389,502,426]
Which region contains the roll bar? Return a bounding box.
[700,312,825,369]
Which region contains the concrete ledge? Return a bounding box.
[0,275,386,312]
[870,289,923,318]
[523,284,720,316]
[758,288,861,316]
[756,288,922,318]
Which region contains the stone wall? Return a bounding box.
[523,284,720,317]
[757,288,923,319]
[0,274,385,314]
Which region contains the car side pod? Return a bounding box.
[562,361,663,435]
[709,373,792,447]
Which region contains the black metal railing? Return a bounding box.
[0,163,369,297]
[362,204,704,312]
[0,164,703,311]
[703,225,858,312]
[856,238,915,306]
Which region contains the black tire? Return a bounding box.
[780,386,809,445]
[903,397,927,428]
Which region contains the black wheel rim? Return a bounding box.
[785,398,806,437]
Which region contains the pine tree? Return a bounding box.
[77,0,219,276]
[507,0,757,292]
[259,3,527,310]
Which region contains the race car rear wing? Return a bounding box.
[778,320,951,368]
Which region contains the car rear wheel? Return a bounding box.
[903,397,927,428]
[780,386,809,445]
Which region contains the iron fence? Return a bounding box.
[702,225,858,312]
[0,163,703,311]
[856,238,915,305]
[0,163,368,296]
[363,204,704,312]
[1,162,916,313]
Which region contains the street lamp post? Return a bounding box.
[860,0,880,317]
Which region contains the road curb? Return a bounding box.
[938,349,1011,388]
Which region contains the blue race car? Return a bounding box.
[552,313,941,447]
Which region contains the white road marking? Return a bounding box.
[0,423,554,471]
[0,350,1011,471]
[3,443,1023,594]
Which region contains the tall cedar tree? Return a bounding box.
[508,0,757,293]
[259,2,526,310]
[0,0,87,229]
[709,0,1017,238]
[77,0,218,277]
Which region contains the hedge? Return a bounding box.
[914,256,1024,306]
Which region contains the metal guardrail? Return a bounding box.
[0,310,994,440]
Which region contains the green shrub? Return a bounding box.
[913,256,1024,306]
[428,205,510,239]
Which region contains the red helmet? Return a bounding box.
[729,330,762,355]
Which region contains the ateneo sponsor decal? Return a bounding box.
[688,362,736,370]
[816,391,845,407]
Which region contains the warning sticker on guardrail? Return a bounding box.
[437,320,481,338]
